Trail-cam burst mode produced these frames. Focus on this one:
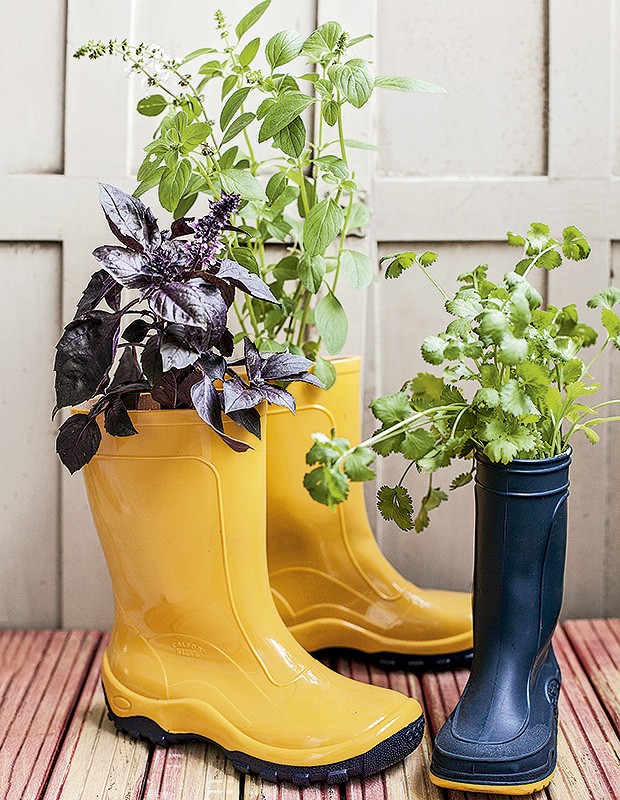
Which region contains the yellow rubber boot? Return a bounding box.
[82,405,424,785]
[267,358,473,671]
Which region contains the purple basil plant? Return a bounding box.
[54,184,321,472]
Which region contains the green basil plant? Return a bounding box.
[75,1,444,388]
[304,224,620,531]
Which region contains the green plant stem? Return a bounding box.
[585,338,609,374]
[418,264,450,301]
[334,405,465,471]
[332,190,355,294]
[336,93,347,162]
[298,160,310,216]
[296,290,311,346]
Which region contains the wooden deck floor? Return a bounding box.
[0,621,618,800]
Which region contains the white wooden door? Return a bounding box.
[0,0,617,628]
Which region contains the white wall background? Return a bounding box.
[0,0,618,629]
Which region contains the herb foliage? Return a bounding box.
[54,184,319,473]
[304,224,620,531]
[74,3,445,385]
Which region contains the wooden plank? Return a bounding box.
[563,619,620,738]
[144,743,241,800]
[43,633,150,800]
[549,626,620,799]
[2,630,101,800]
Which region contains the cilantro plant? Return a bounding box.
[304,224,620,531]
[74,1,444,387]
[54,184,319,473]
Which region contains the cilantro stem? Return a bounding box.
[334,404,465,471]
[418,264,449,301]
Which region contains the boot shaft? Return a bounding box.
[82,406,311,686]
[472,451,571,660]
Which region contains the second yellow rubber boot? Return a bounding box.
[267,357,473,671]
[83,404,424,785]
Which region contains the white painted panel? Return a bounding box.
[376,0,547,177]
[64,0,133,177]
[0,243,61,627]
[549,0,613,178]
[374,241,544,595]
[1,0,66,173]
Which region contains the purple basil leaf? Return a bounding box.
[190,375,251,452]
[169,217,195,239]
[261,384,296,413]
[74,269,119,318]
[148,278,228,333]
[280,369,324,388]
[228,406,262,439]
[56,413,102,473]
[242,337,264,384]
[222,374,265,413]
[197,352,226,381]
[104,397,138,437]
[217,258,279,304]
[141,335,164,384]
[160,324,203,371]
[215,327,234,357]
[54,311,121,410]
[104,281,123,311]
[122,318,152,343]
[92,245,150,289]
[152,366,194,408]
[109,347,144,389]
[99,183,161,253]
[177,370,201,406]
[260,351,313,380]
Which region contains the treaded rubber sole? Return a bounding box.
[429,769,555,795]
[313,647,474,673]
[104,689,424,786]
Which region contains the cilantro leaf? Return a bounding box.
[377,485,414,531]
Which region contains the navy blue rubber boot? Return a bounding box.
[430,450,571,795]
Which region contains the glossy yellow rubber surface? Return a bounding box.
[82,406,422,767]
[428,770,555,795]
[267,357,473,657]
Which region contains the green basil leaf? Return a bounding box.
[303,198,344,257]
[272,115,306,157]
[313,355,336,389]
[265,30,305,69]
[239,36,260,67]
[340,249,373,290]
[299,253,325,293]
[374,75,447,93]
[329,58,374,108]
[158,158,192,212]
[302,21,343,60]
[235,0,271,39]
[220,168,267,202]
[220,87,251,131]
[258,92,314,141]
[221,112,256,145]
[137,94,168,116]
[315,292,348,354]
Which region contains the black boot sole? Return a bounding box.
[104,689,424,786]
[313,647,474,673]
